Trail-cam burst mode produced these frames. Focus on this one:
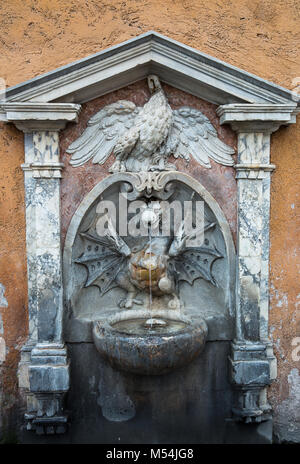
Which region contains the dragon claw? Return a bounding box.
[118,297,143,309]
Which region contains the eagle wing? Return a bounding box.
[66,100,139,167]
[165,107,235,168]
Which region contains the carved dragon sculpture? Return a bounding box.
[75,203,223,309]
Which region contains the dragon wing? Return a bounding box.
[74,218,131,296]
[168,221,223,291]
[168,246,223,292]
[165,107,235,168]
[66,100,139,167]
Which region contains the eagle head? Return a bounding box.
[147,75,162,94]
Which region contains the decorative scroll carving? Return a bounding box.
[120,171,176,200]
[66,75,235,172]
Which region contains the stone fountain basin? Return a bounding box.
[92,310,208,375]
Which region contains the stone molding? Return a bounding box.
[229,342,272,423]
[235,164,276,180]
[0,102,81,131]
[22,162,65,179]
[217,103,299,133]
[26,343,69,435]
[1,32,299,106]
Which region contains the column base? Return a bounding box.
[229,341,275,424]
[19,342,70,435]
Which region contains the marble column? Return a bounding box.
[2,103,81,434]
[22,130,70,434]
[231,127,276,422]
[217,104,299,423]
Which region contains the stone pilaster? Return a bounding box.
[22,131,64,344]
[234,130,275,342]
[22,131,69,433]
[216,104,298,423]
[232,129,276,422]
[1,103,81,434]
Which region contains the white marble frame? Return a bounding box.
[2,101,296,429]
[7,105,81,434]
[0,34,299,432]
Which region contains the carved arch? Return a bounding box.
[63,171,236,334]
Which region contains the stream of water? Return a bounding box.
[148,223,153,327]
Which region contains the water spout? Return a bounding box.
[148,223,153,327]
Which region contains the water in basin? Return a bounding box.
[111,317,188,336]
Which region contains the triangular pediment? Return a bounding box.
[2,31,299,107]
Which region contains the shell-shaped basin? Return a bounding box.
[92,310,208,375]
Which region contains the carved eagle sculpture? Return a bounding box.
[66,75,235,172]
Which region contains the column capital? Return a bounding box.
[0,102,81,131]
[217,103,299,133]
[235,163,276,179]
[21,162,65,178]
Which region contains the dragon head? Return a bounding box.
[140,201,162,233]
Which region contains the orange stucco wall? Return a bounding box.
[0,0,299,442]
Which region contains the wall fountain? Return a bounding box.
[60,75,237,441]
[2,32,296,442]
[64,169,234,376]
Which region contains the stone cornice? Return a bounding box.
[217,103,300,132]
[0,102,81,131]
[1,31,299,106]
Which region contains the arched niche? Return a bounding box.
[63,171,236,342]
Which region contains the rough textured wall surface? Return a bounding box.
[269,123,300,443]
[0,0,299,443]
[0,123,27,442]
